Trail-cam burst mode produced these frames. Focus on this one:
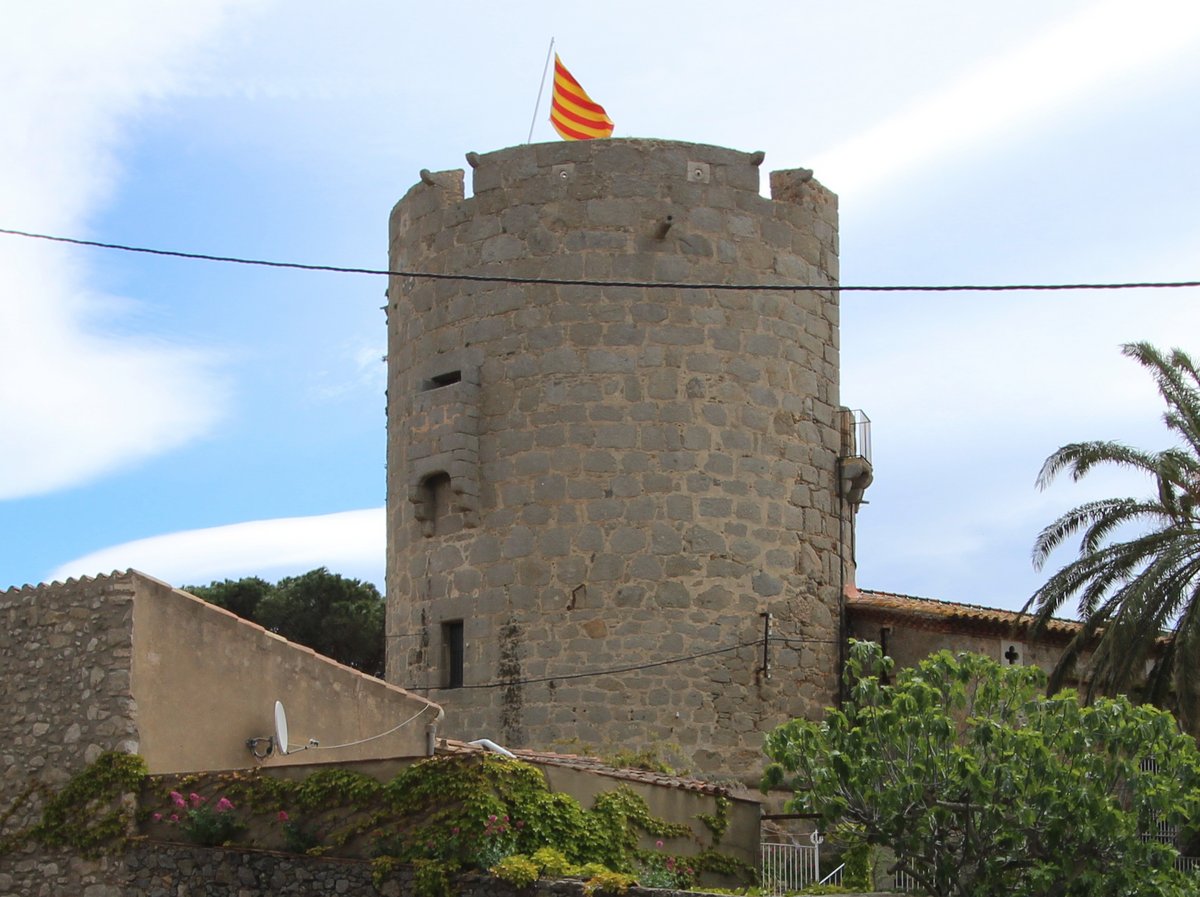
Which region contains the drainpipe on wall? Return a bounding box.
[837,474,848,706]
[425,706,445,756]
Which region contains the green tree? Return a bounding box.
[762,642,1200,897]
[185,575,273,620]
[1023,342,1200,728]
[186,568,385,676]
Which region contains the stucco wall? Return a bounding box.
[131,573,441,772]
[847,607,1084,682]
[527,759,759,866]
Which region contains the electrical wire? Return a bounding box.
[304,702,432,751]
[418,640,760,691]
[3,226,1200,294]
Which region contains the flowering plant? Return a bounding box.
[154,791,245,847]
[473,813,521,869]
[276,809,321,854]
[636,841,696,890]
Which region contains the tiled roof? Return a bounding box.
[438,739,740,798]
[847,587,1081,639]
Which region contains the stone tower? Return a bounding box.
[385,139,864,779]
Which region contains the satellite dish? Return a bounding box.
[274,700,289,756]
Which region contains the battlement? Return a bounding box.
[390,139,837,293]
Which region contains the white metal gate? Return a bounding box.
[761,834,823,895]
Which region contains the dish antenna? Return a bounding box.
[274,700,289,756]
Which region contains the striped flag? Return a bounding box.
[550,54,614,140]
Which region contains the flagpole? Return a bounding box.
[526,37,555,144]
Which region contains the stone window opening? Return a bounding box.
[417,471,453,536]
[422,370,462,391]
[442,620,464,689]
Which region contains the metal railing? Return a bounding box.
[840,408,872,464]
[761,839,821,895]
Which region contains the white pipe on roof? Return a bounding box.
[468,738,516,758]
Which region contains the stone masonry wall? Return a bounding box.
[0,575,141,895]
[122,843,888,897]
[386,139,849,780]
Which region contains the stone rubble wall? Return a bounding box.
[0,575,140,894]
[386,139,848,780]
[3,839,892,897]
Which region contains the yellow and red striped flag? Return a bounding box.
[549,54,614,140]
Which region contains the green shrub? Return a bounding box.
[492,854,540,887]
[532,846,579,877]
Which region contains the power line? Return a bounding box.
[411,634,842,693]
[3,225,1199,294]
[419,640,759,692]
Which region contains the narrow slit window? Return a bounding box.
[442,620,464,689]
[423,370,462,391]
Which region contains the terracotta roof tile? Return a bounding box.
[848,587,1081,638]
[438,739,739,798]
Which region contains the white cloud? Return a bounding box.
[0,2,268,500]
[48,507,385,587]
[812,0,1200,199]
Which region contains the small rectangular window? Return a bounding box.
[423,370,462,391]
[442,620,464,689]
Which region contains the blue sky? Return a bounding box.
[4,0,1200,612]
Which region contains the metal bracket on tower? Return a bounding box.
[760,612,772,680]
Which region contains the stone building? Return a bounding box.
[0,571,444,894]
[385,139,873,778]
[846,587,1086,677]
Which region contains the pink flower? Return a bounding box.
[515,820,525,829]
[189,792,204,807]
[169,791,185,808]
[169,814,180,823]
[656,840,664,849]
[502,815,509,824]
[451,827,460,835]
[151,812,162,822]
[488,814,498,823]
[277,810,290,823]
[215,797,235,813]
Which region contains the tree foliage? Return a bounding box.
[1024,342,1200,728]
[186,568,385,676]
[762,642,1200,897]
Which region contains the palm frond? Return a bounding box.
[1030,344,1200,730]
[1035,441,1161,490]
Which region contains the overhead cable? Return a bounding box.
[2,226,1199,294]
[421,641,759,691]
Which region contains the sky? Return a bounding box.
[3,0,1200,614]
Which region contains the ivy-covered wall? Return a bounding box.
[2,750,761,897]
[0,575,140,896]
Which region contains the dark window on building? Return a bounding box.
[422,370,462,390]
[442,620,464,689]
[419,472,453,535]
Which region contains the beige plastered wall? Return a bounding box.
[129,572,441,773]
[849,614,1080,681]
[528,760,760,866]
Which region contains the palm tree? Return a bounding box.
[1024,342,1200,730]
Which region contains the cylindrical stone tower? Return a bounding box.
[386,139,851,779]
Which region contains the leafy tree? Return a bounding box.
[762,642,1200,897]
[1023,342,1200,728]
[185,575,272,620]
[186,568,385,676]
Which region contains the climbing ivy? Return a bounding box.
[3,751,150,858]
[697,795,731,843]
[10,750,751,894]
